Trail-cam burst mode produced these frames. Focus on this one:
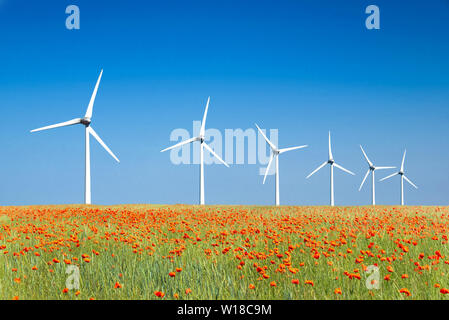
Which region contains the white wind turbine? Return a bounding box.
[306,132,355,206]
[255,124,307,206]
[160,97,229,205]
[379,150,417,205]
[358,145,395,205]
[30,70,120,205]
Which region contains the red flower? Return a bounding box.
[305,280,314,287]
[399,288,411,297]
[440,288,449,294]
[154,291,165,298]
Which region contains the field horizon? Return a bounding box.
[1,204,445,209]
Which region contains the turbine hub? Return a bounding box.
[370,166,376,171]
[81,118,91,126]
[328,159,334,165]
[399,171,404,175]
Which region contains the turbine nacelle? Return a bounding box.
[81,118,92,126]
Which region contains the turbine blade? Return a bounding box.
[403,175,418,189]
[200,97,210,136]
[328,131,333,160]
[379,172,398,182]
[359,169,371,191]
[88,126,120,163]
[255,124,277,151]
[306,161,328,179]
[278,145,308,154]
[360,145,373,166]
[263,152,274,184]
[401,149,406,172]
[30,118,82,133]
[375,166,396,170]
[334,163,355,175]
[85,69,103,119]
[160,136,199,153]
[203,142,229,167]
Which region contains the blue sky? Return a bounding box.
[0,0,448,206]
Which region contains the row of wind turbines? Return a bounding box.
[30,70,418,206]
[236,126,416,207]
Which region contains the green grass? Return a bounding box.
[0,205,448,300]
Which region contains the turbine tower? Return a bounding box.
[379,150,417,205]
[306,132,354,206]
[358,145,395,205]
[255,124,307,206]
[30,70,120,204]
[160,97,229,205]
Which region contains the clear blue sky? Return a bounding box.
[0,0,448,206]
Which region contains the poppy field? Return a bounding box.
[0,205,448,300]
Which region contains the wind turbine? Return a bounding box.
[30,70,120,205]
[306,132,355,206]
[160,97,229,205]
[358,145,395,205]
[255,124,307,206]
[379,150,417,205]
